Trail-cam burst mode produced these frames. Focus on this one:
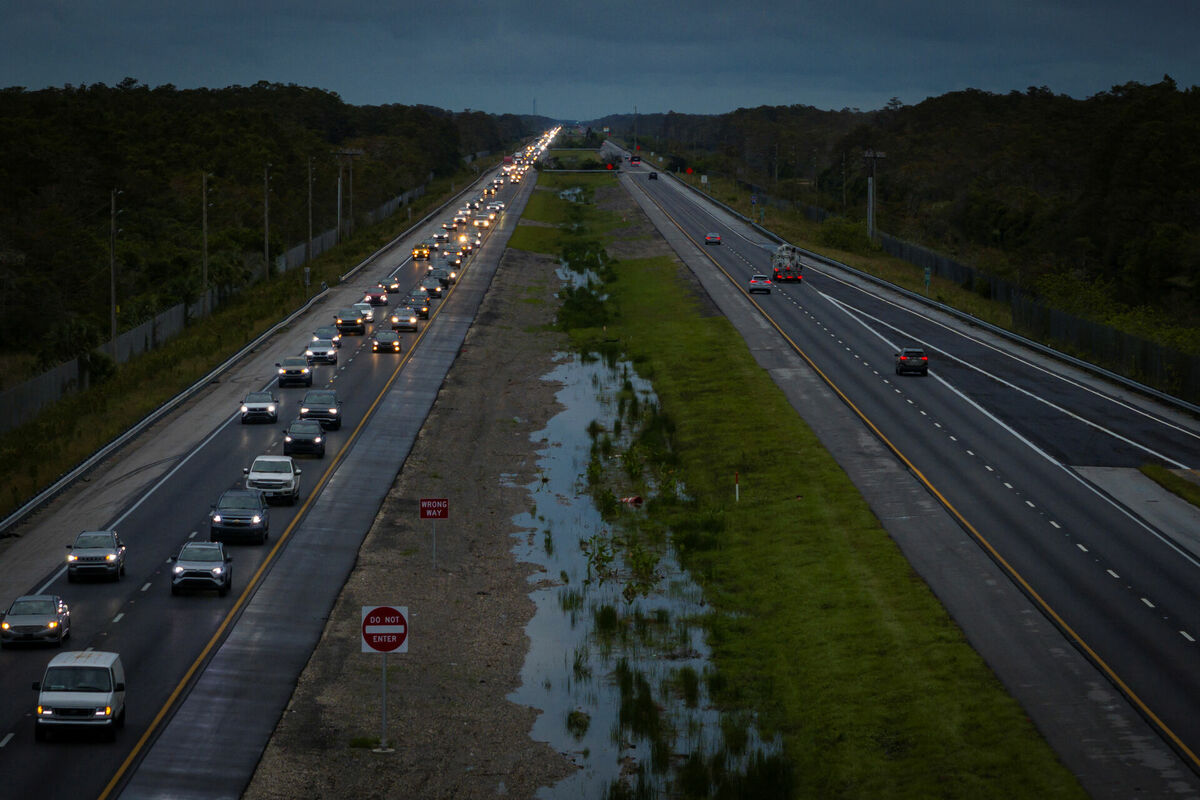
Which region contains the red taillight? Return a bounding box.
[921,356,928,361]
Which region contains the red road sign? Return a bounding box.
[362,605,408,653]
[420,498,449,519]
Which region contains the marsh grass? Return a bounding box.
[546,175,1086,798]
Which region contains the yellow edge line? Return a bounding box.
[98,259,463,798]
[627,174,1200,771]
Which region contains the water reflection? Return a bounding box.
[508,352,780,798]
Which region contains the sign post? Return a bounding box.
[420,498,449,569]
[362,605,408,753]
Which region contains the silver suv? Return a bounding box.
[66,530,127,582]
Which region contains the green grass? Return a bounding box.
[507,224,563,255]
[548,179,1085,797]
[1140,463,1200,508]
[0,160,505,520]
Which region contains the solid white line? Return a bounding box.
[1107,569,1120,579]
[819,288,1200,569]
[1003,482,1013,489]
[0,733,13,749]
[1077,544,1089,553]
[815,268,1200,454]
[1025,500,1036,508]
[1142,598,1156,608]
[1182,631,1195,642]
[821,292,1191,469]
[1051,520,1062,529]
[112,613,124,623]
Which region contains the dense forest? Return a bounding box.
[0,78,548,361]
[594,77,1200,343]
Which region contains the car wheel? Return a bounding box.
[116,708,126,728]
[171,584,180,596]
[218,582,229,597]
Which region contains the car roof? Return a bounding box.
[46,650,120,669]
[751,274,769,279]
[252,454,292,463]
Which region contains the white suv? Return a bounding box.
[243,455,302,505]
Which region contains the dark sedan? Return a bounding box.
[372,330,403,353]
[894,347,930,376]
[283,418,326,457]
[276,356,313,387]
[405,295,430,319]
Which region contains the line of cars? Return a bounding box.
[4,153,538,744]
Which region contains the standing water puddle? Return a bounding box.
[507,351,780,798]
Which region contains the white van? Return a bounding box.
[33,650,126,741]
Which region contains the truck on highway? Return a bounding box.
[771,244,804,283]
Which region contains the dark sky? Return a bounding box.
[3,0,1197,120]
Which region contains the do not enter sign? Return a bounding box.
[362,605,409,653]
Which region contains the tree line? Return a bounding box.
[0,78,548,363]
[595,77,1200,351]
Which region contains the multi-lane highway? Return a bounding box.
[0,136,550,799]
[614,149,1200,785]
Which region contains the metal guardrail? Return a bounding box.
[635,152,1200,418]
[0,165,504,538]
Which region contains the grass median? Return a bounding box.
[515,171,1086,797]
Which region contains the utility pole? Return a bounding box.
[263,164,271,282]
[110,188,121,361]
[306,157,313,265]
[335,149,364,241]
[202,173,210,315]
[863,150,886,240]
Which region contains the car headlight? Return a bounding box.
[251,515,262,524]
[300,407,310,413]
[278,368,286,375]
[95,707,113,718]
[1,621,10,631]
[105,553,117,562]
[390,317,398,324]
[66,554,78,563]
[47,621,58,629]
[409,317,417,324]
[328,408,338,415]
[174,565,184,574]
[313,436,322,443]
[212,514,222,523]
[305,350,315,356]
[284,435,293,442]
[336,318,344,324]
[267,405,276,412]
[241,405,249,413]
[211,567,224,576]
[301,368,310,374]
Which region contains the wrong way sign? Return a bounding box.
[362,605,409,653]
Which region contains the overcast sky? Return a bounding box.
[3,0,1197,120]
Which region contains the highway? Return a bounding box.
[614,149,1200,783]
[0,148,542,800]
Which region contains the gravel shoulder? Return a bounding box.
[243,247,578,799]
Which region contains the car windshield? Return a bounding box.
[9,599,55,615]
[42,666,111,693]
[305,392,336,405]
[290,421,321,435]
[312,340,333,349]
[218,493,262,510]
[245,392,274,403]
[376,332,398,342]
[902,349,925,357]
[74,532,115,549]
[282,357,307,367]
[179,544,223,562]
[252,459,290,473]
[314,327,336,337]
